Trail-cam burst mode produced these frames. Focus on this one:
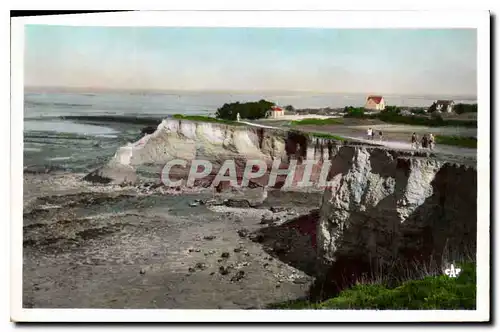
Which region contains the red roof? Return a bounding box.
[271,106,283,112]
[367,96,383,104]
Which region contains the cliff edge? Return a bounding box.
[83,118,343,188]
[317,146,477,270]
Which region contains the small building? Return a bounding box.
[434,100,455,113]
[267,105,285,119]
[364,95,386,111]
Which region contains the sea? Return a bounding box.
[23,90,477,174]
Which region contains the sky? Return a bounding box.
[24,26,477,96]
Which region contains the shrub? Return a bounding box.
[343,106,366,118]
[172,114,242,125]
[430,112,444,122]
[309,132,346,141]
[290,118,344,126]
[454,103,478,114]
[215,99,274,121]
[384,105,401,114]
[376,112,476,128]
[435,135,477,148]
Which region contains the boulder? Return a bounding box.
[83,163,138,185]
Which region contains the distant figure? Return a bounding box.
[421,134,429,149]
[411,132,419,149]
[378,131,383,141]
[371,130,376,140]
[428,133,435,150]
[367,127,373,140]
[236,113,241,122]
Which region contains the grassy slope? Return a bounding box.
[172,114,243,125]
[269,262,476,310]
[290,118,344,126]
[436,136,477,148]
[290,115,477,128]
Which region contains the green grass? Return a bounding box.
[375,112,477,128]
[308,132,346,141]
[435,135,477,148]
[171,114,243,125]
[290,118,345,126]
[269,262,476,310]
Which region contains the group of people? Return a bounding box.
[411,132,435,150]
[366,128,384,141]
[366,127,436,150]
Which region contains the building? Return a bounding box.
[267,105,285,119]
[364,95,386,111]
[434,100,455,113]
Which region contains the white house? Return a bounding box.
[267,105,285,119]
[364,95,386,111]
[434,100,455,113]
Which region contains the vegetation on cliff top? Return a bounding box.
[215,99,274,121]
[436,135,477,148]
[376,111,477,128]
[172,114,243,125]
[308,132,346,141]
[290,118,344,126]
[290,106,477,128]
[269,262,476,310]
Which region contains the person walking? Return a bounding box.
[367,127,373,140]
[236,112,241,122]
[428,133,435,150]
[421,134,429,149]
[378,130,383,142]
[411,132,419,149]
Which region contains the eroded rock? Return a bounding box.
[318,146,477,270]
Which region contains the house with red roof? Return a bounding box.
[364,95,386,111]
[267,105,285,119]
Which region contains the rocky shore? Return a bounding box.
[23,173,324,308]
[23,119,478,308]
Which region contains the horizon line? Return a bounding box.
[23,85,478,99]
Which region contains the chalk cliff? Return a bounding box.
[84,119,341,188]
[317,146,477,268]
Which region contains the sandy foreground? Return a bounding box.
[22,173,322,309]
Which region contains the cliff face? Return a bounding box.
[84,119,341,188]
[317,146,477,268]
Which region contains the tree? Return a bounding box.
[284,105,295,112]
[215,99,274,121]
[430,111,444,124]
[454,103,478,114]
[343,106,365,118]
[384,105,401,114]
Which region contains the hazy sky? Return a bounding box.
[24,26,477,95]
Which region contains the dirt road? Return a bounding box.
[244,119,477,158]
